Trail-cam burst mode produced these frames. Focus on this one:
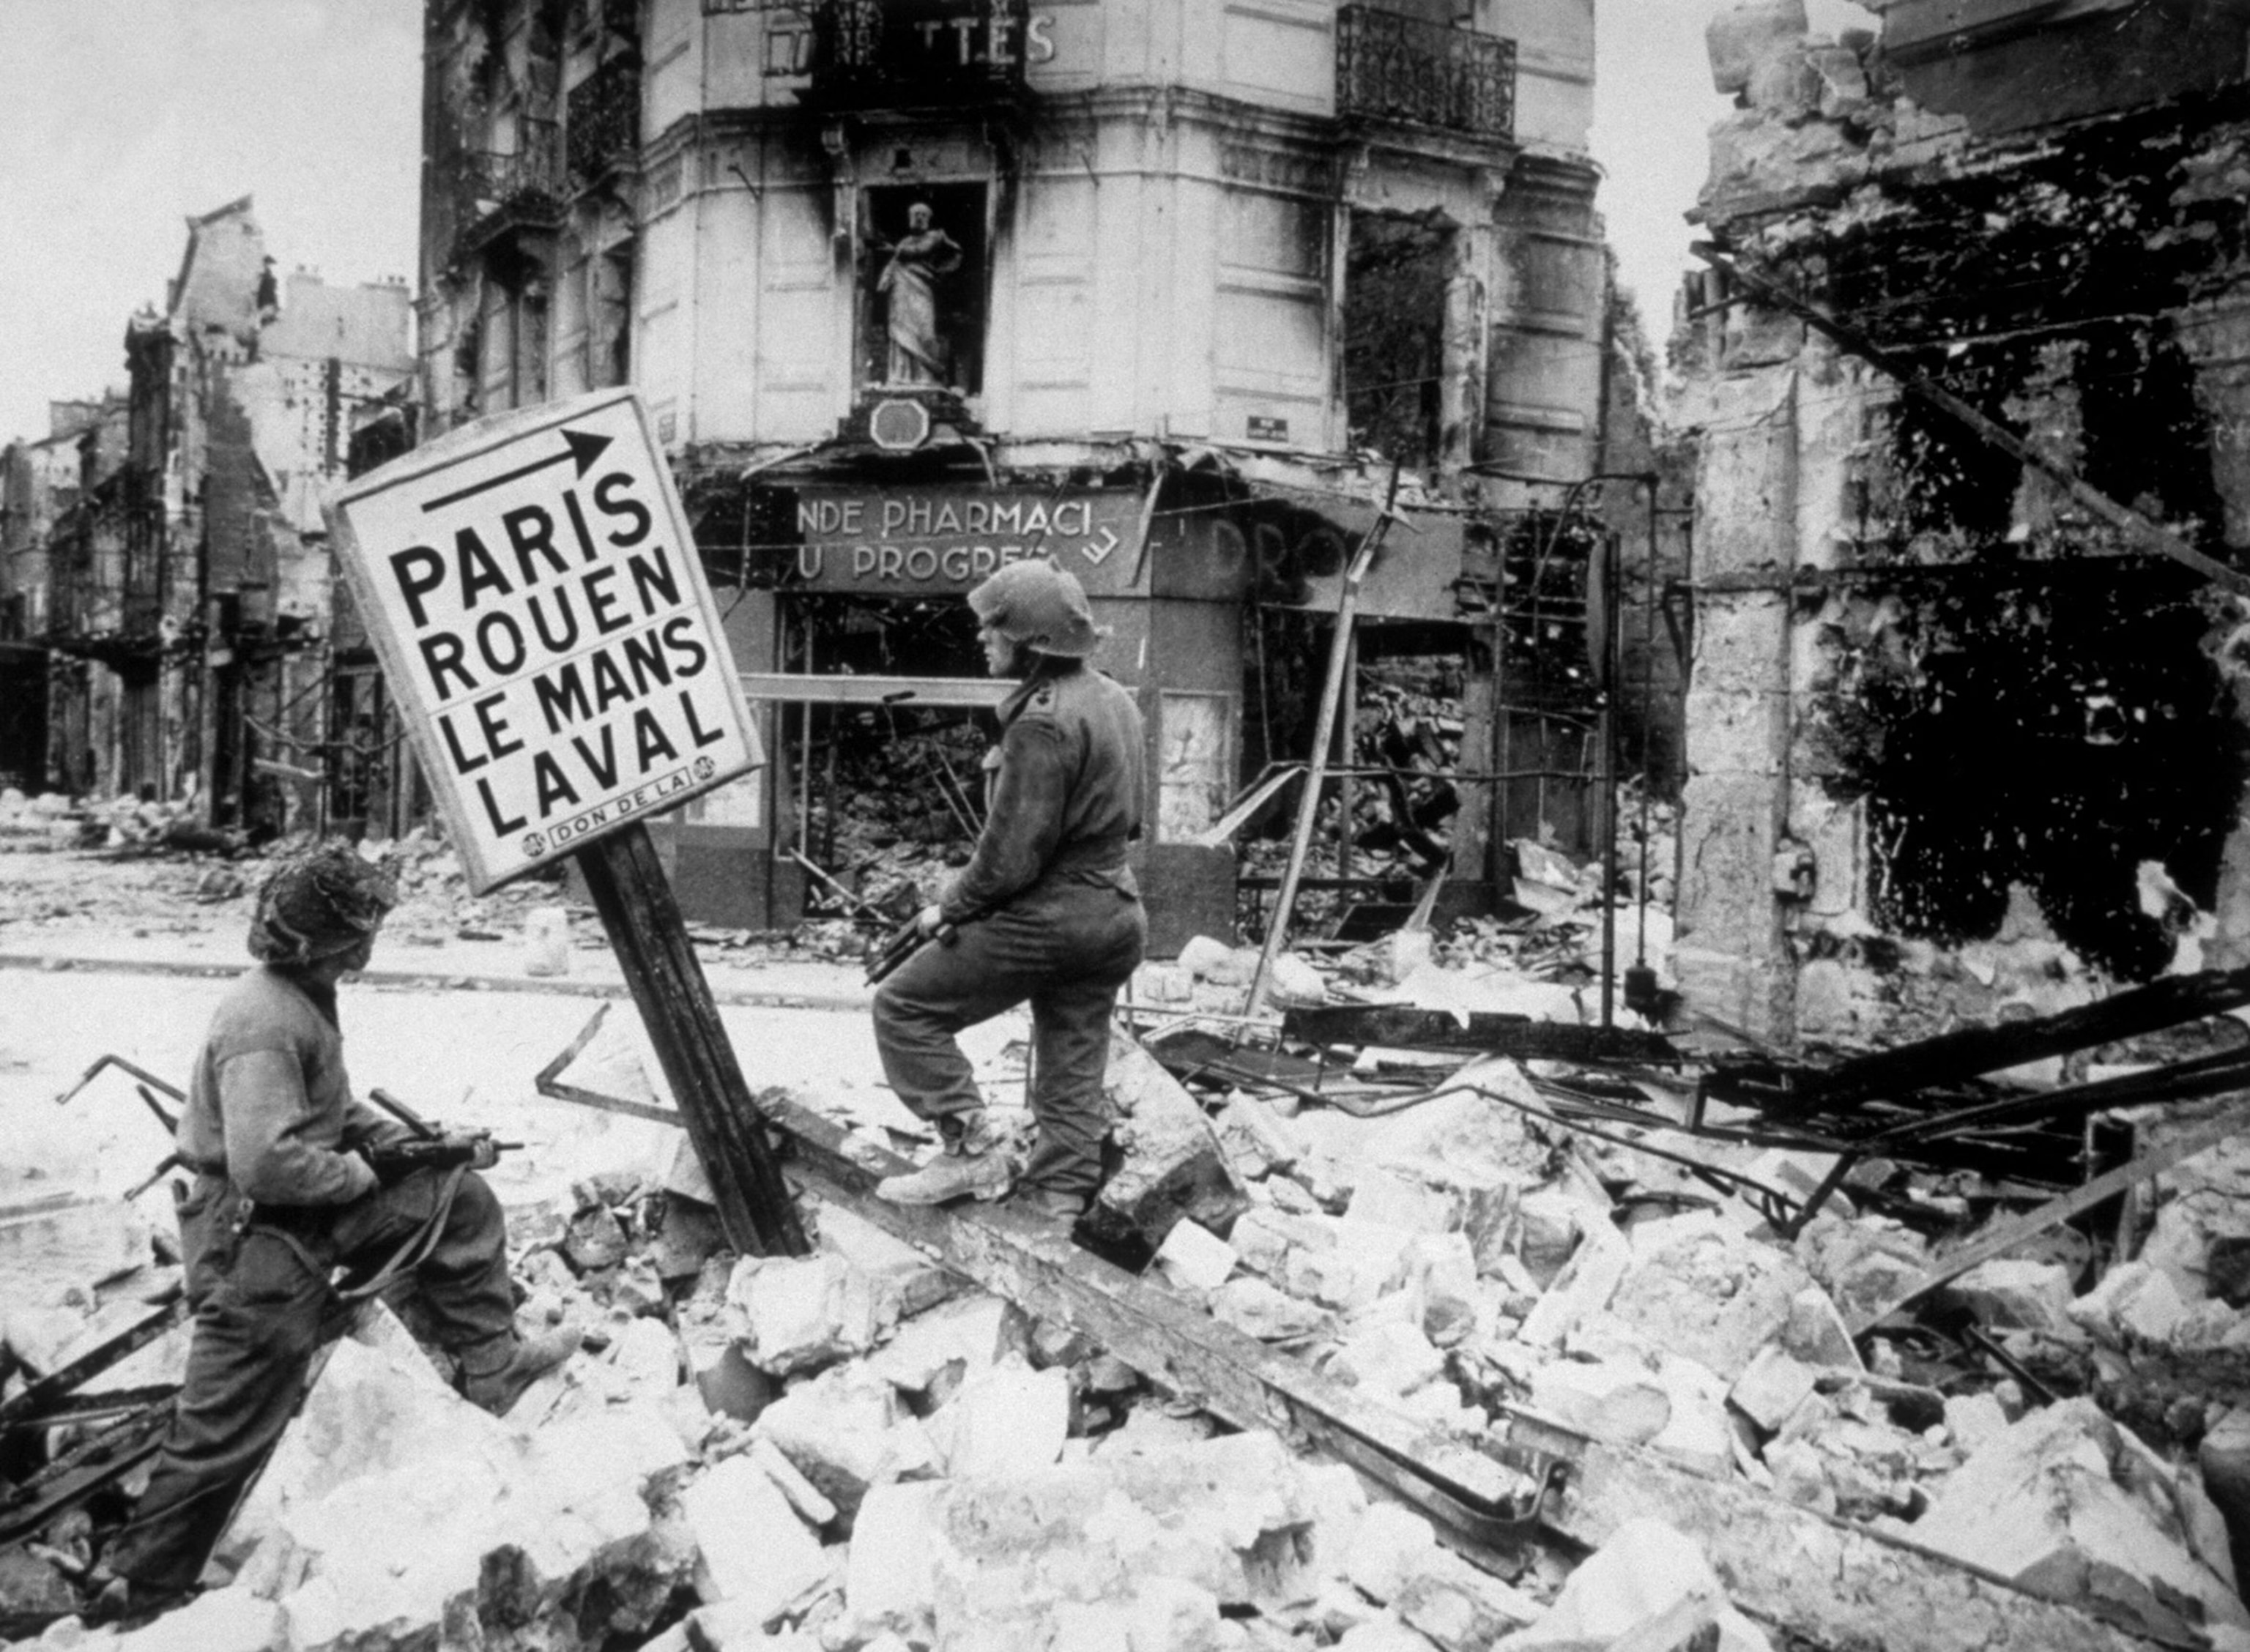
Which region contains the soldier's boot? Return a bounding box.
[875,1111,1013,1205]
[461,1325,582,1416]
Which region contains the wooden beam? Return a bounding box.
[1282,1005,1677,1065]
[738,671,1011,709]
[1550,1440,2158,1652]
[577,825,807,1257]
[1726,965,2250,1115]
[751,1084,1549,1549]
[1847,1101,2250,1335]
[756,1082,2165,1650]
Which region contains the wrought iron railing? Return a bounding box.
[568,57,639,185]
[1336,5,1515,142]
[456,119,565,225]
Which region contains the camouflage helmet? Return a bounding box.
[247,841,396,965]
[967,558,1104,659]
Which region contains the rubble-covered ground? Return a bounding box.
[4,798,2250,1652]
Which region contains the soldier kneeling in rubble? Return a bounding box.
[93,843,577,1617]
[871,559,1148,1224]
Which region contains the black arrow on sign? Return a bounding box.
[420,428,615,513]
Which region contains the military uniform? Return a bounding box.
[105,965,518,1592]
[873,656,1148,1203]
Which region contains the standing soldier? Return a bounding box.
[95,843,577,1618]
[872,559,1148,1222]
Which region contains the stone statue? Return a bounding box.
[877,201,964,387]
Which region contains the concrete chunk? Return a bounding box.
[2069,1259,2188,1347]
[1396,1546,1542,1651]
[1154,1218,1239,1292]
[1529,1358,1672,1448]
[816,1203,962,1321]
[755,1363,938,1523]
[844,1479,946,1646]
[1518,1216,1632,1347]
[1087,1031,1251,1250]
[1914,1397,2248,1642]
[1500,1517,1770,1651]
[866,1292,1030,1402]
[683,1451,829,1620]
[926,1355,1069,1478]
[1730,1344,1819,1433]
[1946,1258,2076,1335]
[1607,1213,1820,1380]
[729,1252,891,1377]
[1344,1500,1438,1604]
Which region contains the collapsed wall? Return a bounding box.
[1670,0,2250,1044]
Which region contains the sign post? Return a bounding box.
[327,389,806,1257]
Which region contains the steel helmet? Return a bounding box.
[968,558,1104,658]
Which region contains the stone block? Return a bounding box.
[1328,1317,1446,1400]
[1529,1358,1672,1447]
[1609,1214,1819,1381]
[1282,1218,1417,1311]
[1652,1356,1737,1477]
[1730,1344,1819,1433]
[1211,1275,1329,1342]
[1344,1500,1438,1604]
[1706,0,1809,94]
[1397,1547,1542,1650]
[755,1363,938,1523]
[729,1253,892,1378]
[1915,1397,2248,1642]
[1086,1032,1251,1251]
[844,1480,946,1646]
[1347,1167,1459,1236]
[926,1355,1069,1478]
[1499,1517,1771,1651]
[1794,1215,1928,1328]
[1366,1079,1549,1198]
[683,1452,829,1621]
[752,1435,839,1528]
[866,1292,1030,1402]
[1518,1216,1633,1347]
[1946,1258,2076,1335]
[1511,1188,1592,1287]
[648,1195,726,1282]
[2070,1259,2188,1347]
[1943,1391,2009,1455]
[926,1430,1317,1648]
[111,1587,282,1652]
[816,1205,962,1322]
[1155,1218,1239,1292]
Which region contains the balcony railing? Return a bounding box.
[454,119,565,245]
[1337,5,1515,142]
[568,56,640,186]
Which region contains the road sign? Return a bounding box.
[326,390,762,892]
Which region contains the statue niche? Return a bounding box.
[862,184,984,397]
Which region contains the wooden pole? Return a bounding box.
[1245,474,1401,1019]
[576,822,808,1257]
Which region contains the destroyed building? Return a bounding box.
[1669,0,2250,1043]
[0,200,416,832]
[413,0,1630,941]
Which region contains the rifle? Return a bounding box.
[864,912,968,986]
[361,1087,518,1184]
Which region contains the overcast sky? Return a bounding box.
[0,0,1876,449]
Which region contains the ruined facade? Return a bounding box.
[0,200,415,826]
[1671,0,2250,1042]
[415,0,1610,934]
